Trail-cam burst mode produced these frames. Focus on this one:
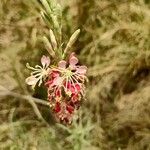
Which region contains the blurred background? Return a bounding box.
[0,0,150,149]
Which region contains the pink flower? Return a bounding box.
[47,53,87,96]
[26,53,87,124]
[64,82,81,94]
[25,28,88,124]
[41,55,50,68]
[45,53,87,123]
[54,101,74,124]
[25,55,50,88]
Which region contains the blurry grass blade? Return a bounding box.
[31,28,37,48]
[43,36,55,57]
[49,29,57,50]
[56,123,71,133]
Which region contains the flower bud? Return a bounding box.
[64,29,80,55]
[49,29,57,50]
[43,36,55,57]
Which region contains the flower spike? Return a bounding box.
[26,29,87,124]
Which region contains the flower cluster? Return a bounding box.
[26,54,87,124]
[46,53,87,123]
[26,29,87,124]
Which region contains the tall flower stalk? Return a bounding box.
[26,0,87,124]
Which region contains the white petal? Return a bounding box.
[25,76,38,86]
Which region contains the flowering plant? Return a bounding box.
[26,29,87,124]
